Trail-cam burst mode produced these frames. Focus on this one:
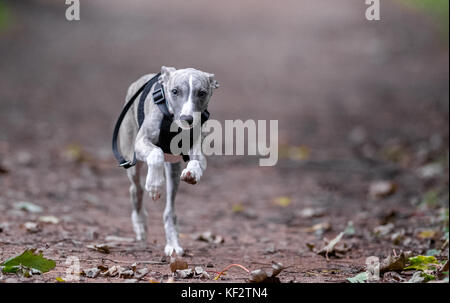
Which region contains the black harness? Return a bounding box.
[112,73,210,169]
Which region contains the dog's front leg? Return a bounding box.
[135,132,165,201]
[180,137,207,185]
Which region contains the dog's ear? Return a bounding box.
[207,73,219,90]
[161,66,176,83]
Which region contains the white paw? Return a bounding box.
[165,243,184,256]
[146,181,163,201]
[180,161,202,185]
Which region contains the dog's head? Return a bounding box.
[159,66,219,129]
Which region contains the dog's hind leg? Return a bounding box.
[163,162,184,256]
[127,161,147,241]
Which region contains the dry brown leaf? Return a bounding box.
[193,231,225,244]
[373,223,395,237]
[306,222,331,233]
[135,268,149,279]
[317,232,345,260]
[87,244,111,254]
[369,181,397,199]
[170,252,188,273]
[380,252,406,273]
[39,216,59,224]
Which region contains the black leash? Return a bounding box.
[112,73,210,169]
[112,73,161,169]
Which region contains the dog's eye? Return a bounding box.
[198,90,207,98]
[171,88,179,95]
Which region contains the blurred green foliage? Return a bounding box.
[0,1,10,31]
[402,0,449,41]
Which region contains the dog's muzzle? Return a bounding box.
[179,115,194,128]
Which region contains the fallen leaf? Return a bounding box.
[417,230,438,240]
[306,242,315,251]
[194,266,204,275]
[134,268,149,279]
[380,253,406,273]
[373,223,395,237]
[344,221,355,236]
[317,232,346,260]
[118,267,134,278]
[1,249,56,274]
[23,222,40,233]
[439,260,449,274]
[298,207,325,218]
[14,201,43,213]
[55,277,65,282]
[391,230,405,244]
[170,257,188,273]
[273,197,291,207]
[175,268,193,279]
[232,203,244,213]
[417,163,443,179]
[268,261,285,278]
[347,272,367,283]
[62,144,91,163]
[405,256,439,271]
[306,222,331,233]
[288,146,310,161]
[102,265,119,277]
[407,271,428,283]
[369,181,397,199]
[193,231,225,244]
[87,244,110,254]
[39,216,59,224]
[383,271,406,282]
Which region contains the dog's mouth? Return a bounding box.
[175,120,194,130]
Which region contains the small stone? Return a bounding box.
[135,268,149,279]
[194,266,204,275]
[175,268,193,279]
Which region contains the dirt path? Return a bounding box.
[0,0,448,283]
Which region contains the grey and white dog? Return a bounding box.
[118,66,219,256]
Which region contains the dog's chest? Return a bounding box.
[164,153,183,163]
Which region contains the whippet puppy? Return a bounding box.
[117,66,219,256]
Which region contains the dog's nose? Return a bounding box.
[180,115,194,126]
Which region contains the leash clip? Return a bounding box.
[119,160,133,168]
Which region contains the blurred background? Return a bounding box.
[0,0,448,282]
